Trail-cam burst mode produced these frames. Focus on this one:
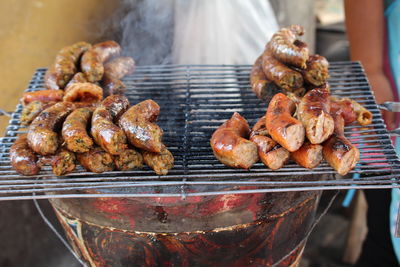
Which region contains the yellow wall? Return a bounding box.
[0,0,120,134]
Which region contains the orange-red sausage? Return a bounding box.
[331,97,372,126]
[10,134,40,176]
[210,112,258,169]
[250,56,281,101]
[291,142,323,169]
[21,90,63,106]
[265,93,305,152]
[63,83,103,104]
[301,55,330,86]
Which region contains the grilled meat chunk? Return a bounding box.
[142,145,174,175]
[20,101,56,126]
[77,147,115,173]
[62,107,94,153]
[250,56,282,101]
[113,148,144,171]
[10,134,40,176]
[291,142,323,169]
[63,82,103,104]
[301,55,330,86]
[21,90,63,106]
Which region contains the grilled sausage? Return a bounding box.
[10,134,40,176]
[65,72,87,88]
[81,41,122,82]
[262,50,304,91]
[250,116,289,170]
[27,102,75,155]
[48,148,76,176]
[77,147,115,173]
[323,114,360,175]
[297,88,334,144]
[250,56,282,101]
[331,97,373,126]
[45,41,92,90]
[265,93,305,152]
[119,99,164,153]
[21,90,63,106]
[63,82,103,104]
[102,75,126,96]
[266,25,309,69]
[301,55,330,86]
[103,57,135,80]
[62,107,94,153]
[20,101,56,126]
[113,148,143,171]
[142,145,174,175]
[210,112,258,169]
[91,95,130,155]
[291,142,323,169]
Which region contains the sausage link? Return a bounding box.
[113,148,143,171]
[103,57,135,80]
[65,72,87,88]
[102,75,126,96]
[291,142,323,169]
[118,99,164,153]
[297,88,334,144]
[301,55,330,86]
[10,134,40,176]
[265,93,305,152]
[250,56,282,101]
[62,107,94,153]
[81,41,121,82]
[266,25,309,69]
[210,112,258,169]
[27,102,75,155]
[50,148,76,176]
[63,82,103,104]
[77,147,115,173]
[331,97,372,126]
[142,145,174,175]
[262,50,304,91]
[91,95,130,155]
[45,41,92,90]
[21,90,63,106]
[20,101,56,126]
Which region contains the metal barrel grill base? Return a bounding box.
[50,189,320,267]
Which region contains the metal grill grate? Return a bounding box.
[0,62,400,200]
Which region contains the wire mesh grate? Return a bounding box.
[0,62,399,200]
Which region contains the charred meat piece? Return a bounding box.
[298,88,334,144]
[27,102,75,155]
[41,148,76,176]
[45,41,92,90]
[65,72,87,88]
[210,112,258,169]
[20,101,56,126]
[250,116,289,170]
[142,145,174,175]
[63,82,103,104]
[81,41,121,82]
[62,107,94,153]
[291,142,323,169]
[266,25,309,69]
[265,93,305,152]
[119,99,164,153]
[262,50,304,91]
[21,90,63,106]
[113,148,143,171]
[301,55,330,86]
[331,97,373,126]
[323,114,360,175]
[91,95,130,155]
[103,57,135,80]
[250,56,282,101]
[10,134,40,176]
[77,147,115,173]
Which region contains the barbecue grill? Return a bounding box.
[0,62,399,200]
[0,62,399,266]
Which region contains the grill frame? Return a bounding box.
[1,62,399,200]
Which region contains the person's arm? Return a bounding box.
[344,0,395,129]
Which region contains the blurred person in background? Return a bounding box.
[345,0,400,266]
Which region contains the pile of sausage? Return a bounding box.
[251,25,330,100]
[10,41,174,177]
[210,88,373,176]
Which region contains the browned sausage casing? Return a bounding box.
[210,112,258,169]
[103,57,135,80]
[323,115,360,175]
[262,50,304,91]
[301,55,330,86]
[142,146,174,175]
[266,25,309,69]
[81,41,122,82]
[63,82,103,104]
[291,142,323,169]
[298,88,334,144]
[65,72,87,88]
[45,41,92,90]
[265,93,305,152]
[20,101,56,126]
[50,148,76,176]
[77,147,115,173]
[10,134,40,176]
[250,116,289,170]
[118,99,164,153]
[91,95,130,155]
[250,56,282,101]
[27,102,75,155]
[22,90,64,106]
[331,97,373,126]
[113,148,143,171]
[102,75,126,96]
[62,107,94,153]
